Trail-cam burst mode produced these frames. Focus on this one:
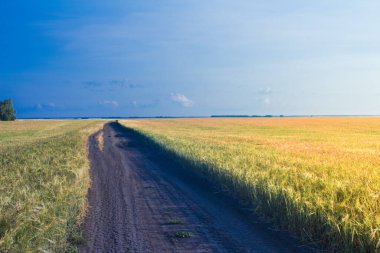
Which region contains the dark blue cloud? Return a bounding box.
[83,79,143,92]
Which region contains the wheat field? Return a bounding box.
[122,117,380,252]
[0,120,103,253]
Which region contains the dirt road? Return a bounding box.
[80,123,314,253]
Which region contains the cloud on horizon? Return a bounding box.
[170,93,194,107]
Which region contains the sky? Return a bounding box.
[1,1,380,118]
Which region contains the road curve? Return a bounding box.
[80,123,314,253]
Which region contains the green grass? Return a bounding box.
[166,219,183,225]
[0,120,103,252]
[122,117,380,253]
[174,231,193,238]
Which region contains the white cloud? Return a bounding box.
[99,100,119,108]
[170,93,194,107]
[264,97,271,105]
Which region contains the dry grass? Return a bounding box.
[0,120,104,252]
[122,117,380,252]
[96,132,104,152]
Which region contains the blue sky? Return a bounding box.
[1,1,380,117]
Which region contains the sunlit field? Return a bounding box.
[0,120,103,252]
[122,117,380,252]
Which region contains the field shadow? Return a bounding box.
[109,122,321,253]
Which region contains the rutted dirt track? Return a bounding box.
[80,123,313,253]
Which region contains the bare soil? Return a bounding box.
[80,123,315,253]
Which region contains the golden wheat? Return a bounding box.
[0,120,103,252]
[122,117,380,253]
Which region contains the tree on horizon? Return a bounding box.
[0,99,16,121]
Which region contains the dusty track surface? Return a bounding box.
[80,123,314,253]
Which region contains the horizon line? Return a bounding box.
[15,114,380,120]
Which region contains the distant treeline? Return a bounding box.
[211,115,284,118]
